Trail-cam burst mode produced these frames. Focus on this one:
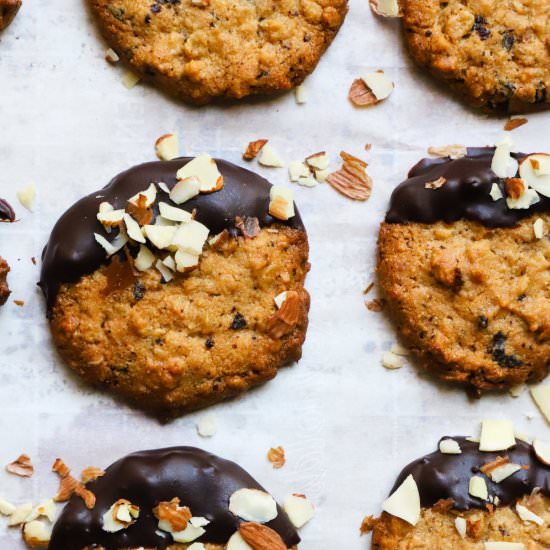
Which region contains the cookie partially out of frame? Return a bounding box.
[40,157,310,415]
[49,446,300,549]
[378,147,550,394]
[371,436,550,549]
[401,0,550,112]
[87,0,347,104]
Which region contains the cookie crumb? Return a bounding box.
[504,118,528,131]
[360,514,377,535]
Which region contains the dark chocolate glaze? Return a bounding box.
[40,158,305,311]
[48,446,300,550]
[385,147,550,227]
[391,437,550,511]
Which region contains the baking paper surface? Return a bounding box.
[0,1,549,547]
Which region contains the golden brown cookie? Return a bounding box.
[0,0,21,30]
[401,0,550,112]
[370,436,550,549]
[378,147,550,394]
[49,446,301,548]
[0,256,10,305]
[87,0,347,104]
[40,157,310,415]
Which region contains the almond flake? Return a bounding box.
[170,177,201,204]
[6,454,34,477]
[439,438,461,454]
[530,385,550,424]
[469,476,488,500]
[509,384,526,397]
[227,532,253,550]
[492,136,518,178]
[295,83,307,104]
[153,498,191,532]
[8,503,32,526]
[176,154,224,193]
[479,419,515,451]
[268,185,295,220]
[229,489,277,523]
[94,232,128,257]
[267,446,286,469]
[533,218,545,239]
[428,145,467,160]
[305,152,329,171]
[105,48,120,64]
[174,250,200,272]
[283,494,314,528]
[196,414,217,437]
[515,503,543,525]
[369,0,401,17]
[243,139,268,161]
[0,498,16,516]
[489,462,522,483]
[122,70,140,89]
[288,161,310,182]
[23,519,52,547]
[239,522,286,550]
[135,245,155,271]
[504,118,528,132]
[361,71,394,102]
[532,439,550,465]
[382,475,420,525]
[102,499,139,532]
[17,183,36,211]
[519,154,550,197]
[258,144,284,168]
[155,259,174,282]
[455,517,467,538]
[381,351,404,370]
[123,213,146,243]
[490,183,503,201]
[143,225,176,249]
[348,78,377,107]
[267,290,301,338]
[81,467,105,484]
[425,177,446,190]
[171,219,209,255]
[327,151,372,201]
[155,133,180,161]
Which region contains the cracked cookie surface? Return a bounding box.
[402,0,550,112]
[88,0,347,103]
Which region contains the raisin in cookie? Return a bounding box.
[49,446,300,549]
[378,146,550,394]
[40,156,310,415]
[87,0,347,104]
[370,433,550,549]
[402,0,550,112]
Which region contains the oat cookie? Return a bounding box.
[49,446,300,549]
[0,256,10,305]
[40,157,310,415]
[87,0,347,104]
[378,147,550,394]
[371,436,550,549]
[402,0,550,112]
[0,0,21,30]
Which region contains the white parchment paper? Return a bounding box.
[0,1,549,547]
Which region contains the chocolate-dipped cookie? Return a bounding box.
[49,446,301,549]
[401,0,550,113]
[378,145,550,394]
[371,432,550,548]
[40,156,310,415]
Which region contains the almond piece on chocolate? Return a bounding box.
[239,522,286,550]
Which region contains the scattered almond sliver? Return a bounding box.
[6,454,34,477]
[504,118,528,132]
[243,139,268,161]
[327,151,372,201]
[369,0,401,17]
[155,133,180,161]
[427,145,467,160]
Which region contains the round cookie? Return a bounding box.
[378,147,550,394]
[87,0,347,104]
[371,436,550,549]
[49,446,300,549]
[40,157,310,415]
[401,0,550,112]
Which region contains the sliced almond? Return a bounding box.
[490,183,503,201]
[283,494,314,528]
[97,206,124,228]
[455,517,467,539]
[8,503,32,526]
[349,78,377,107]
[269,185,295,220]
[479,419,515,451]
[239,522,286,550]
[267,290,301,338]
[506,187,539,210]
[170,176,201,204]
[267,446,285,469]
[227,532,253,550]
[427,145,467,160]
[382,474,420,525]
[504,118,528,132]
[439,438,461,454]
[519,154,550,197]
[530,385,550,424]
[305,152,329,171]
[243,139,268,161]
[381,351,404,370]
[23,519,52,548]
[135,245,155,271]
[515,503,544,525]
[488,463,521,483]
[196,414,217,437]
[123,213,146,243]
[533,218,545,239]
[295,83,307,104]
[425,177,446,190]
[171,219,209,255]
[155,133,180,161]
[128,183,157,208]
[288,161,310,182]
[504,177,525,200]
[361,71,394,102]
[176,154,224,193]
[102,499,139,532]
[229,489,277,523]
[142,225,176,249]
[491,136,518,178]
[153,498,191,532]
[0,498,16,516]
[81,467,105,484]
[369,0,401,17]
[258,144,284,168]
[468,476,488,501]
[532,439,550,465]
[17,183,36,211]
[327,151,372,201]
[6,454,34,477]
[105,48,120,64]
[155,259,174,282]
[174,249,200,272]
[122,70,140,89]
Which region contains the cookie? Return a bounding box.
[49,446,300,549]
[371,435,550,549]
[0,256,10,305]
[40,156,310,414]
[378,146,550,394]
[87,0,347,104]
[0,0,21,30]
[401,0,550,112]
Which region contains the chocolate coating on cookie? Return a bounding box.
[49,446,300,549]
[40,158,305,310]
[386,148,550,228]
[391,437,550,511]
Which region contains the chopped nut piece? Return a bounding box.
[305,152,329,171]
[105,48,120,64]
[23,520,52,548]
[258,144,284,168]
[530,385,550,423]
[7,502,32,526]
[348,78,377,107]
[490,183,503,201]
[227,532,253,550]
[243,139,268,161]
[381,351,404,370]
[455,517,467,539]
[52,459,95,509]
[235,216,261,238]
[196,414,217,437]
[327,151,372,201]
[504,118,528,132]
[17,183,36,211]
[425,177,446,190]
[439,439,461,454]
[479,419,516,451]
[267,290,301,338]
[533,439,550,465]
[6,454,34,477]
[267,446,285,469]
[239,522,286,550]
[469,476,488,500]
[153,498,191,532]
[427,145,467,160]
[492,136,518,178]
[288,161,310,182]
[135,245,155,272]
[103,499,140,532]
[295,83,307,104]
[382,474,420,525]
[366,298,385,312]
[81,467,106,484]
[122,70,140,89]
[479,456,510,475]
[94,232,128,257]
[268,185,295,220]
[229,489,277,523]
[359,515,377,535]
[504,178,525,200]
[176,154,224,193]
[533,218,545,239]
[361,71,394,101]
[369,0,401,17]
[0,498,16,516]
[170,176,201,204]
[516,503,543,525]
[283,494,314,528]
[155,133,180,161]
